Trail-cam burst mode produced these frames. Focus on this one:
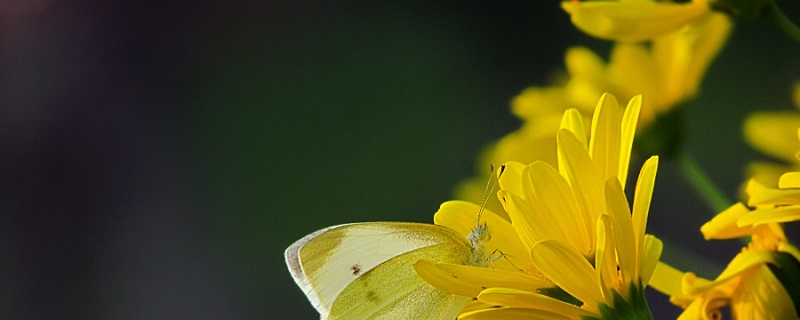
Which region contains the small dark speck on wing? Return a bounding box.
[350,264,362,276]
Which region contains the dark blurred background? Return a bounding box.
[3,1,800,319]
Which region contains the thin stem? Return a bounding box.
[676,152,732,214]
[766,1,800,44]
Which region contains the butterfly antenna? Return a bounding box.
[476,164,506,227]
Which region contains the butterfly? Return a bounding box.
[285,166,506,319]
[285,221,490,319]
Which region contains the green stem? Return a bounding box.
[766,1,800,44]
[676,152,732,214]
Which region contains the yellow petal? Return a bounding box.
[732,265,799,320]
[459,307,574,320]
[413,260,480,297]
[689,249,774,294]
[531,240,605,312]
[608,44,656,114]
[461,299,493,314]
[779,243,800,268]
[477,288,595,318]
[565,79,607,115]
[743,111,800,163]
[648,262,694,300]
[595,214,617,301]
[676,288,729,320]
[680,272,714,297]
[455,126,558,219]
[738,205,800,227]
[566,46,610,93]
[779,171,800,189]
[511,87,571,120]
[434,201,529,271]
[557,129,603,244]
[700,202,754,239]
[527,161,592,255]
[564,47,611,111]
[656,12,731,103]
[557,110,589,190]
[604,177,636,287]
[632,156,658,263]
[746,162,792,189]
[559,108,588,149]
[513,118,563,165]
[497,161,527,200]
[413,260,552,297]
[561,1,709,42]
[498,190,540,251]
[589,93,622,184]
[639,235,663,286]
[618,95,642,186]
[749,187,800,207]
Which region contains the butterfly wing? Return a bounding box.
[285,222,473,320]
[328,240,471,319]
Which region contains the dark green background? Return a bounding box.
[3,1,800,319]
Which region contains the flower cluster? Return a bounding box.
[743,82,800,188]
[428,1,800,319]
[419,93,662,319]
[456,1,731,215]
[650,127,800,318]
[288,1,800,319]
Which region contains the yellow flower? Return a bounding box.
[456,17,729,209]
[561,0,725,43]
[417,93,664,319]
[650,216,800,319]
[649,126,800,318]
[744,82,800,188]
[651,250,797,319]
[738,158,800,228]
[559,12,729,127]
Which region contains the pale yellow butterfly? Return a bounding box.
[284,167,503,319]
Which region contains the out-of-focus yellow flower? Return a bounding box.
[456,15,729,209]
[737,127,800,230]
[418,94,664,319]
[561,10,729,127]
[744,82,800,188]
[561,0,727,43]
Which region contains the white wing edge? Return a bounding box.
[284,223,356,319]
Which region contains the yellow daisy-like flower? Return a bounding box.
[418,93,664,319]
[743,82,800,188]
[456,16,729,211]
[650,206,800,319]
[737,126,800,231]
[650,127,800,318]
[561,0,727,43]
[559,12,729,127]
